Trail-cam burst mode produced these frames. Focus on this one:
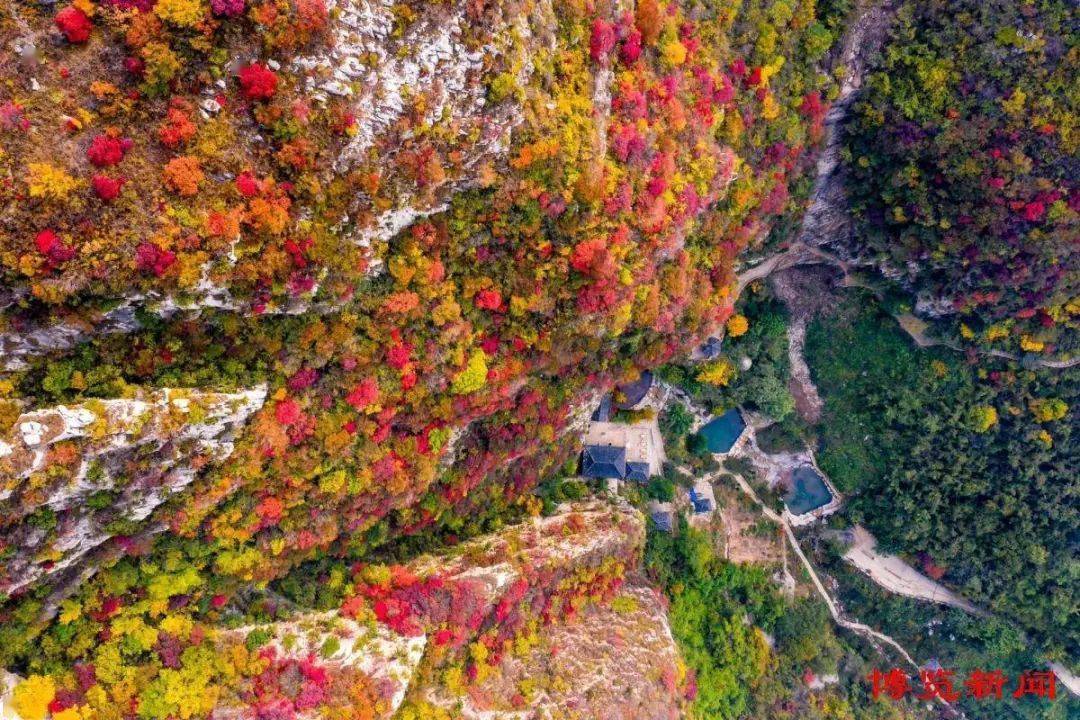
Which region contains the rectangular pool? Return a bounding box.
[699,409,746,453]
[784,465,833,515]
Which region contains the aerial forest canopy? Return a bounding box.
[806,293,1079,660]
[0,0,1075,717]
[843,0,1079,359]
[833,0,1079,661]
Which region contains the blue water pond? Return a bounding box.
[699,408,746,454]
[784,465,833,515]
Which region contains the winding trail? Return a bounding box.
[734,243,1080,370]
[669,379,962,713]
[698,466,960,716]
[701,3,962,690]
[706,3,1072,700]
[727,470,962,717]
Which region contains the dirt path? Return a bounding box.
[724,0,1077,373]
[724,471,961,717]
[733,241,1080,371]
[892,311,1080,368]
[733,244,825,298]
[844,526,986,616]
[671,387,960,714]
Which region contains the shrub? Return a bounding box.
[91,175,125,201]
[135,242,177,276]
[86,135,131,168]
[238,63,279,101]
[158,105,197,148]
[27,163,79,201]
[210,0,245,17]
[162,156,204,196]
[54,7,93,44]
[155,0,206,27]
[141,42,182,93]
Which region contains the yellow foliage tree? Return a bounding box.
[726,314,749,337]
[155,0,205,27]
[27,163,79,202]
[662,40,687,67]
[451,350,488,395]
[969,405,998,433]
[1030,398,1068,423]
[698,358,736,386]
[1019,335,1045,352]
[12,675,56,720]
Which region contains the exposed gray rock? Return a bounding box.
[0,386,266,597]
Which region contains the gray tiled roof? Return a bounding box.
[651,509,675,532]
[581,445,626,479]
[615,370,653,409]
[689,486,714,513]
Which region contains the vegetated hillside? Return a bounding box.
[822,554,1080,720]
[0,0,856,717]
[645,515,932,720]
[830,0,1079,664]
[842,0,1079,358]
[806,290,1078,659]
[5,500,670,719]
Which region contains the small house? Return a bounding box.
[625,461,649,483]
[581,444,626,480]
[648,500,676,533]
[580,421,660,481]
[689,480,716,514]
[699,336,723,360]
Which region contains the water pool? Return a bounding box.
[699,409,746,453]
[784,465,833,515]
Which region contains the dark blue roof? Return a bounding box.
[651,510,675,532]
[700,337,723,359]
[626,462,649,482]
[615,371,653,409]
[689,486,714,513]
[581,445,626,479]
[591,395,613,422]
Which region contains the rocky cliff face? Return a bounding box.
[0,0,541,349]
[2,501,684,720]
[416,581,684,719]
[791,0,895,257]
[0,387,266,600]
[1,0,559,613]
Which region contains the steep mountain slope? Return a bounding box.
[2,501,682,719]
[841,0,1078,358]
[0,0,855,717]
